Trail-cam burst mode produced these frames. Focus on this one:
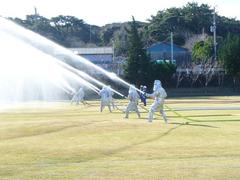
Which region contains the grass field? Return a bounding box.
[0,96,240,179]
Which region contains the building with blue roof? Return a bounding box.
[147,42,191,65]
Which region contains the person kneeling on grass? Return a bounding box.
[125,85,140,119]
[146,80,168,123]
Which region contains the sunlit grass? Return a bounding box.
[0,97,240,179]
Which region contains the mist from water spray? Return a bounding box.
[50,55,126,97]
[0,17,147,107]
[0,31,70,103]
[0,25,102,104]
[0,17,144,94]
[77,71,126,97]
[56,60,125,97]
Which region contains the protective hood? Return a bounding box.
[153,80,162,91]
[102,86,108,91]
[129,85,137,94]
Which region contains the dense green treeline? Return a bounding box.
[9,2,240,54]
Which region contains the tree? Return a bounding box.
[12,15,63,44]
[145,3,213,44]
[50,15,99,46]
[218,34,240,86]
[124,17,151,86]
[100,24,121,45]
[192,37,213,63]
[182,3,213,34]
[151,62,176,87]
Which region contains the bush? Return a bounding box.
[150,62,176,87]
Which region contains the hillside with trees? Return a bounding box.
[9,2,240,54]
[7,2,240,88]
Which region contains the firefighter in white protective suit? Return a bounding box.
[107,85,115,110]
[146,80,168,123]
[99,86,112,112]
[71,87,85,105]
[125,85,141,119]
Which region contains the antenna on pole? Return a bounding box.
[34,6,38,16]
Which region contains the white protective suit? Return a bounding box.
[125,85,140,118]
[99,86,112,112]
[146,80,168,123]
[107,85,115,109]
[71,87,85,105]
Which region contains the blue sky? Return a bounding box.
[0,0,239,26]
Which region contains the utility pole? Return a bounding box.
[33,6,39,22]
[112,40,115,63]
[89,24,92,44]
[210,7,217,61]
[34,6,39,16]
[171,32,173,63]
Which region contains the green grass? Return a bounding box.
[0,97,240,179]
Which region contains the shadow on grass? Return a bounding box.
[167,114,232,118]
[99,124,184,158]
[69,124,185,163]
[81,120,219,162]
[194,119,240,123]
[1,122,186,166]
[169,122,219,128]
[1,120,221,166]
[1,120,109,141]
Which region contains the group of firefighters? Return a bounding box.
[71,80,168,123]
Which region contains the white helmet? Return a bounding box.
[102,86,108,91]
